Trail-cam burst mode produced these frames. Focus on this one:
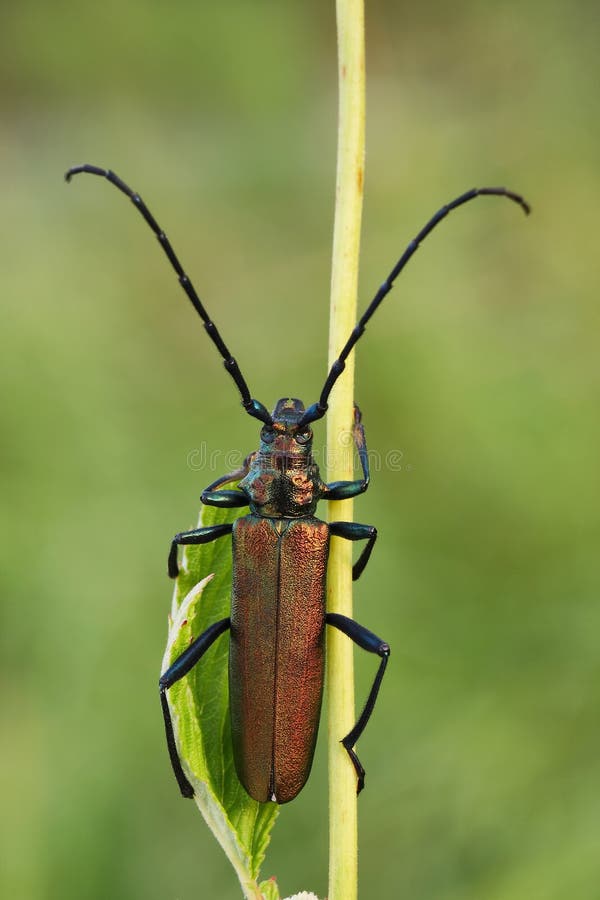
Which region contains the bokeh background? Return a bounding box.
[2,1,599,898]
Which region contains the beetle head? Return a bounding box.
[259,398,314,459]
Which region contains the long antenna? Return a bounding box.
[65,164,273,426]
[299,187,530,428]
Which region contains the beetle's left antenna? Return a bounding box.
[299,186,530,428]
[65,164,273,426]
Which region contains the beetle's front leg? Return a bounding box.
[329,520,377,581]
[201,489,249,509]
[168,523,233,579]
[324,405,370,501]
[159,617,231,798]
[326,612,390,794]
[200,454,254,509]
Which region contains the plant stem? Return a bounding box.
[327,2,365,899]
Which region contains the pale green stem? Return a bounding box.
[327,2,365,900]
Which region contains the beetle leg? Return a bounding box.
[200,454,254,508]
[200,489,249,509]
[324,405,371,500]
[326,612,390,794]
[168,523,233,579]
[329,521,377,581]
[159,617,231,798]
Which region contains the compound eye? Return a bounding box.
[261,427,276,443]
[295,429,312,445]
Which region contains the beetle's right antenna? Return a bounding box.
[298,186,530,428]
[65,164,273,426]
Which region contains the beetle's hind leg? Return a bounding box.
[159,617,231,798]
[326,612,390,794]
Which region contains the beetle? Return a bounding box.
[65,163,529,803]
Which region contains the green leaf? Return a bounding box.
[258,878,282,900]
[161,488,279,899]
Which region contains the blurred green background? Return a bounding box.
[2,1,598,898]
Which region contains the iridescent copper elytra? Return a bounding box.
[65,163,529,803]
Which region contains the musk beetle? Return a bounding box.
[65,163,529,803]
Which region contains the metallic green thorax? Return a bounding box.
[239,398,326,519]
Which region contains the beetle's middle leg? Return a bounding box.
[168,523,233,579]
[326,612,390,794]
[329,520,377,581]
[160,616,231,798]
